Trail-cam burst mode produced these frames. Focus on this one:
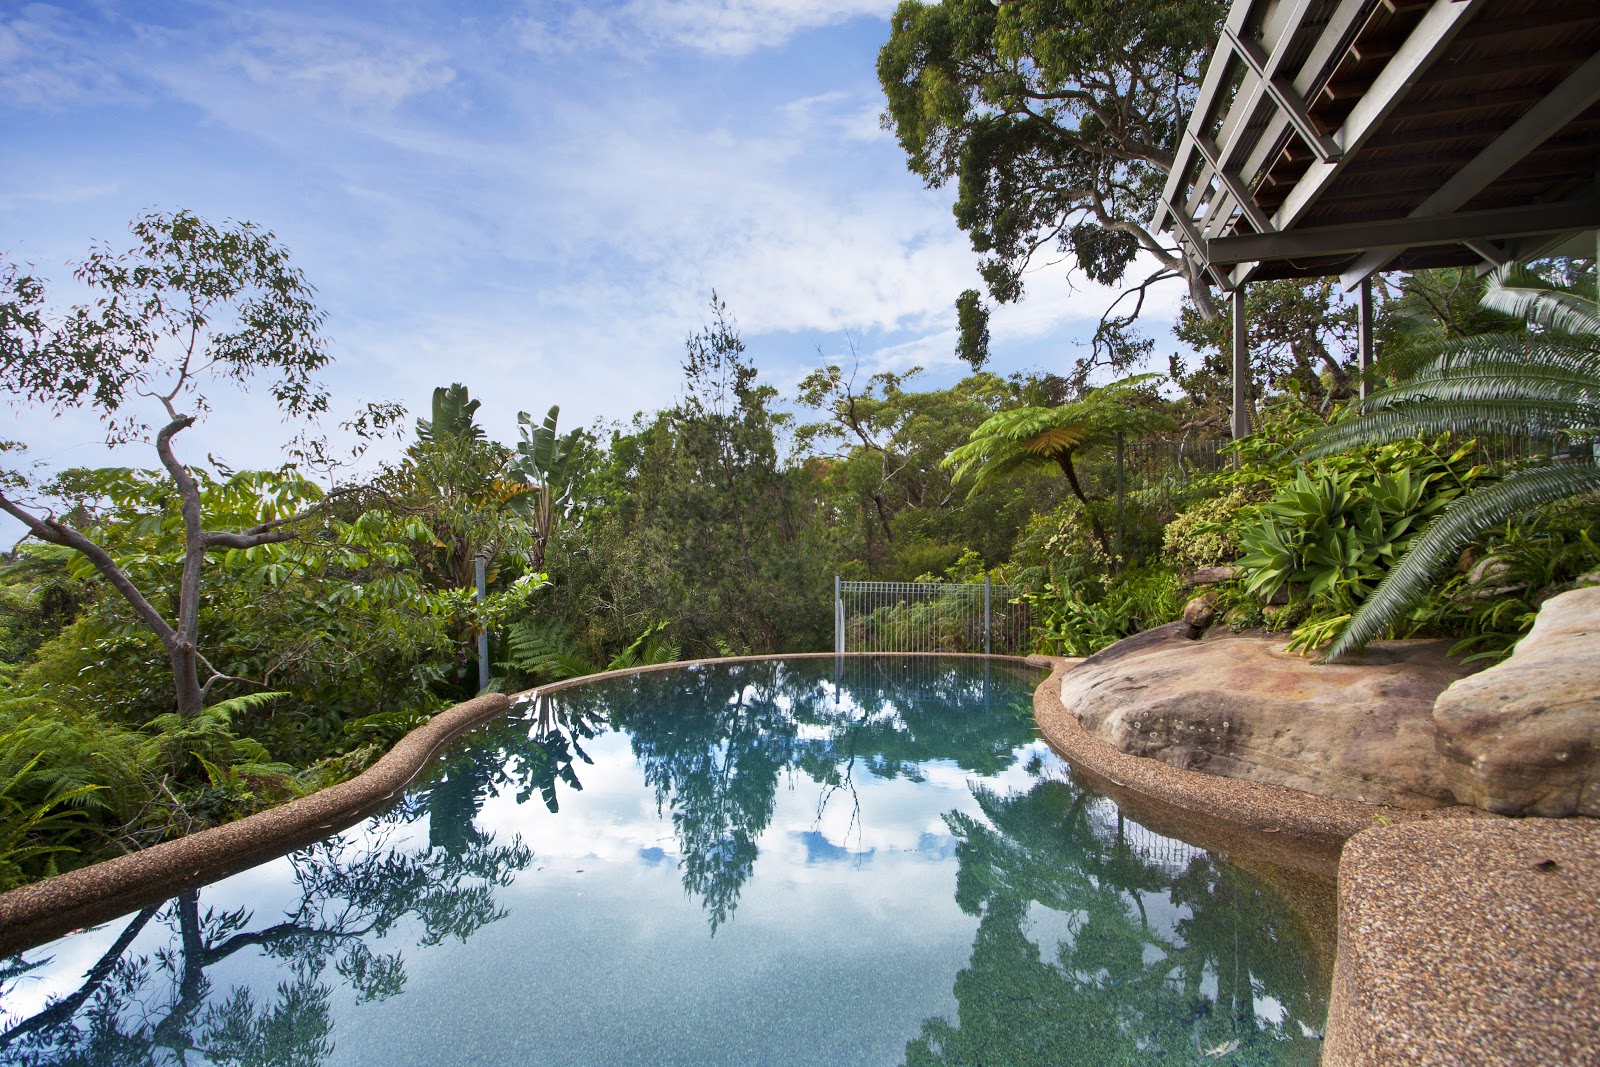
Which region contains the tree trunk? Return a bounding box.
[156,415,211,715]
[1055,452,1115,561]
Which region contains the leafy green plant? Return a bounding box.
[1160,488,1261,572]
[1435,499,1600,665]
[0,718,105,888]
[1023,564,1185,656]
[500,618,682,688]
[1298,266,1600,660]
[1232,438,1483,648]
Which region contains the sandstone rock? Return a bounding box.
[1183,565,1238,587]
[1060,627,1476,808]
[1433,586,1600,817]
[1465,553,1523,599]
[1182,593,1217,634]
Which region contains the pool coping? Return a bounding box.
[1034,653,1600,1067]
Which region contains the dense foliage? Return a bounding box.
[2,201,1594,893]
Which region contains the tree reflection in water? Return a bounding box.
[584,657,1036,932]
[569,658,1323,1063]
[1,659,1326,1066]
[0,697,604,1066]
[906,778,1326,1067]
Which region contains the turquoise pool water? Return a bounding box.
[1,657,1328,1065]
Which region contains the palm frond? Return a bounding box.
[1380,349,1600,394]
[1479,266,1600,338]
[1300,404,1575,461]
[1324,463,1600,661]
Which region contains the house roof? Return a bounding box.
[1152,0,1600,287]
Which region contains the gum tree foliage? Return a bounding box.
[1173,277,1362,419]
[879,0,1225,382]
[562,295,829,655]
[795,364,1012,566]
[0,211,395,717]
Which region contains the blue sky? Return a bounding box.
[1,0,1191,482]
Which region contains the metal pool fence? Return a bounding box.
[833,577,1033,655]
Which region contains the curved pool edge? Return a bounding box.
[0,692,512,957]
[0,652,1039,957]
[1035,654,1600,1067]
[1030,655,1490,875]
[1326,817,1600,1067]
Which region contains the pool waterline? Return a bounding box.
[2,656,1333,1066]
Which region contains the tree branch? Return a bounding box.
[0,492,179,648]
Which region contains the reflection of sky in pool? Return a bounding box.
[1,657,1328,1066]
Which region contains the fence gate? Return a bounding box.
[833,576,1032,656]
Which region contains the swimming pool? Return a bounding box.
[0,656,1328,1065]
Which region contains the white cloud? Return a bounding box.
[633,0,898,55]
[781,90,890,143]
[522,0,898,57]
[230,27,457,110]
[0,183,121,211]
[0,3,127,107]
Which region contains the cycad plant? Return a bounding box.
[1300,266,1600,661]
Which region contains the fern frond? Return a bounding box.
[204,691,290,718]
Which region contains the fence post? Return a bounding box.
[1115,430,1125,563]
[984,575,992,656]
[834,574,843,656]
[474,552,489,693]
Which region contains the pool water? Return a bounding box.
[1,657,1329,1065]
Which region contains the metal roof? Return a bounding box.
[1153,0,1600,288]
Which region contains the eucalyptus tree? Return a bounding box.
[0,211,392,716]
[596,294,828,654]
[795,365,1011,566]
[878,0,1224,381]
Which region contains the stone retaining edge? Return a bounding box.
[1030,656,1489,859]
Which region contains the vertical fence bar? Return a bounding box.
[972,579,985,655]
[834,574,843,656]
[474,553,489,693]
[838,580,1027,655]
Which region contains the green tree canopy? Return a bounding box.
[0,211,396,716]
[879,0,1224,382]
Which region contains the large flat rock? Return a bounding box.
[1434,586,1600,816]
[1059,624,1475,808]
